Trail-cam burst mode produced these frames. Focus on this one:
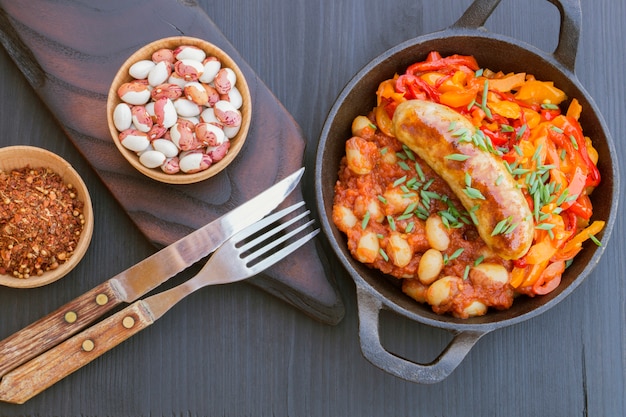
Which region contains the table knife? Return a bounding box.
[0,168,304,377]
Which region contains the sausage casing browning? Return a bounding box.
[392,99,533,260]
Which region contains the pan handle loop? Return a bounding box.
[451,0,581,73]
[356,286,486,384]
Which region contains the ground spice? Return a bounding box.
[0,166,85,279]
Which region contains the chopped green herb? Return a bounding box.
[550,126,564,134]
[387,215,396,231]
[541,103,559,110]
[393,176,407,187]
[398,161,410,171]
[491,216,513,236]
[501,124,515,133]
[415,163,426,182]
[570,135,579,150]
[377,195,387,204]
[379,248,389,262]
[588,233,602,246]
[361,211,371,230]
[449,248,464,261]
[465,172,472,187]
[406,222,415,233]
[463,265,471,280]
[481,79,493,119]
[464,186,486,200]
[469,205,480,225]
[403,202,419,216]
[495,174,504,186]
[474,255,485,266]
[402,145,416,161]
[445,153,471,162]
[515,124,528,141]
[535,223,556,231]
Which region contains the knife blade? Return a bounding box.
[0,168,304,377]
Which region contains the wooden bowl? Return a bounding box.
[106,36,251,184]
[0,146,94,288]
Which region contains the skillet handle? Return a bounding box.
[451,0,581,72]
[356,286,486,384]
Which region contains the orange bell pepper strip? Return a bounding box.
[525,237,558,265]
[487,72,527,93]
[566,98,582,120]
[520,260,549,287]
[515,80,567,106]
[561,220,605,254]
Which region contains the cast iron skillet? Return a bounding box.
[315,0,619,383]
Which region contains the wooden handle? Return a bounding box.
[0,300,154,404]
[0,280,124,378]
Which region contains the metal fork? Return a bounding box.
[0,202,319,404]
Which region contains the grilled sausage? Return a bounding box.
[392,99,533,260]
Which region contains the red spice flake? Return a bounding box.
[0,166,85,279]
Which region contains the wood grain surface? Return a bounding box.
[0,0,624,416]
[0,0,345,326]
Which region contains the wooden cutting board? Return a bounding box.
[0,0,344,325]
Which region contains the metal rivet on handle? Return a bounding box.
[95,293,109,306]
[64,311,77,323]
[81,339,95,352]
[122,316,135,329]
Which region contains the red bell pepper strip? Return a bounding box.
[395,74,441,102]
[560,116,601,187]
[406,53,479,74]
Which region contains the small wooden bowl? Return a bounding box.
[106,36,252,184]
[0,146,94,288]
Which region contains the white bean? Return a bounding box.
[426,276,458,306]
[402,279,428,304]
[382,187,417,215]
[463,301,487,317]
[345,137,375,175]
[418,248,443,285]
[355,231,379,263]
[351,115,374,137]
[139,150,167,168]
[388,233,413,268]
[425,215,450,251]
[129,60,155,79]
[471,263,509,285]
[113,103,132,131]
[332,205,358,231]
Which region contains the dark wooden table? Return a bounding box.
[0,0,624,415]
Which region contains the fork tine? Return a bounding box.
[242,218,315,264]
[246,228,320,275]
[237,209,310,254]
[233,201,305,242]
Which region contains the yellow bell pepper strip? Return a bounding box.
[515,80,567,106]
[561,220,605,255]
